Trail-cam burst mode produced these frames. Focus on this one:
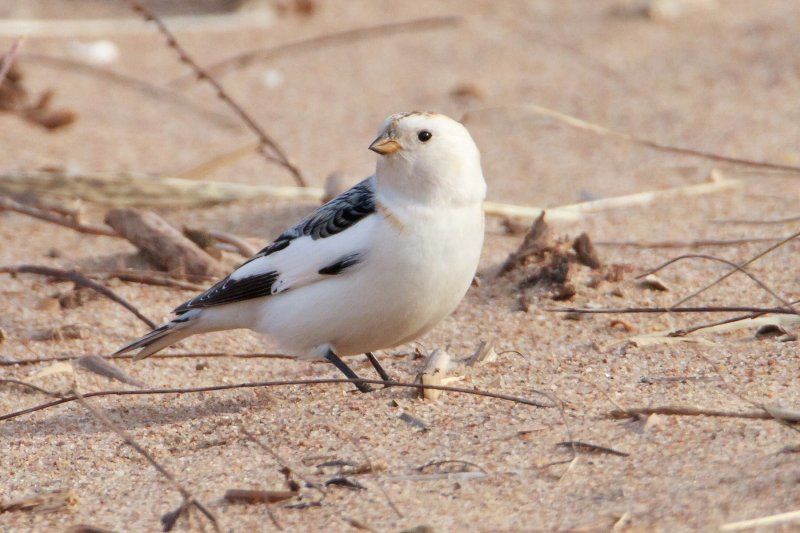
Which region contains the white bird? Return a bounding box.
[114,111,487,392]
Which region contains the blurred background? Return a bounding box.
[2,0,798,209]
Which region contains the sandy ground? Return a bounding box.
[2,1,800,531]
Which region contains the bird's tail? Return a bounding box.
[113,309,202,361]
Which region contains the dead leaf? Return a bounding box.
[0,489,77,513]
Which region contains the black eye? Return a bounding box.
[417,130,432,142]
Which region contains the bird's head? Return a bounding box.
[369,112,486,206]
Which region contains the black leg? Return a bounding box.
[325,349,373,393]
[364,352,391,383]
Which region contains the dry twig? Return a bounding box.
[0,378,553,422]
[719,510,800,531]
[670,230,800,309]
[0,265,156,328]
[0,196,116,236]
[73,389,220,532]
[170,17,461,85]
[128,1,306,186]
[105,208,224,277]
[596,237,778,249]
[640,253,797,313]
[467,105,800,174]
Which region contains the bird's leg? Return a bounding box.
[325,348,373,393]
[364,351,392,383]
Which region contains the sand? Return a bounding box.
[1,1,800,531]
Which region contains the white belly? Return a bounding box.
[254,204,484,359]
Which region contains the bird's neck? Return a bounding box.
[375,161,486,208]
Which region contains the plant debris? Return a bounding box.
[223,489,298,504]
[0,60,76,130]
[500,213,623,308]
[0,489,78,514]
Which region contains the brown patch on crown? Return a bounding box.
[385,111,439,137]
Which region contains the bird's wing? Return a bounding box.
[173,178,376,314]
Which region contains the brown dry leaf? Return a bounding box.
[65,525,114,533]
[223,489,299,504]
[33,324,88,341]
[36,296,61,312]
[573,232,602,269]
[0,489,78,513]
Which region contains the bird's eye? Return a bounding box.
[417,130,432,142]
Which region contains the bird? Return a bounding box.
[114,111,487,392]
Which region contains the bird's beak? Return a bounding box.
[369,134,401,155]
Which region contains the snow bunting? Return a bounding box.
[114,112,486,392]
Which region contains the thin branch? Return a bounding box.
[128,1,306,187]
[668,301,800,337]
[1,352,293,367]
[670,230,800,309]
[0,378,553,422]
[550,306,798,315]
[207,230,258,257]
[72,389,220,532]
[466,105,800,174]
[639,253,797,313]
[0,378,64,398]
[711,215,800,225]
[720,510,800,532]
[98,270,206,291]
[242,428,325,496]
[0,196,117,237]
[0,265,156,328]
[595,237,778,249]
[169,17,461,85]
[607,406,773,420]
[346,433,402,518]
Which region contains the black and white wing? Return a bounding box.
[173,178,376,314]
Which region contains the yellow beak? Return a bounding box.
[369,135,401,155]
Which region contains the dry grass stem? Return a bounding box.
[171,17,462,85]
[719,509,800,531]
[669,229,800,309]
[469,104,800,174]
[72,389,220,532]
[2,352,293,367]
[0,196,116,237]
[640,253,796,312]
[128,1,306,186]
[596,237,779,248]
[0,378,553,422]
[207,229,258,257]
[608,406,777,420]
[0,265,156,328]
